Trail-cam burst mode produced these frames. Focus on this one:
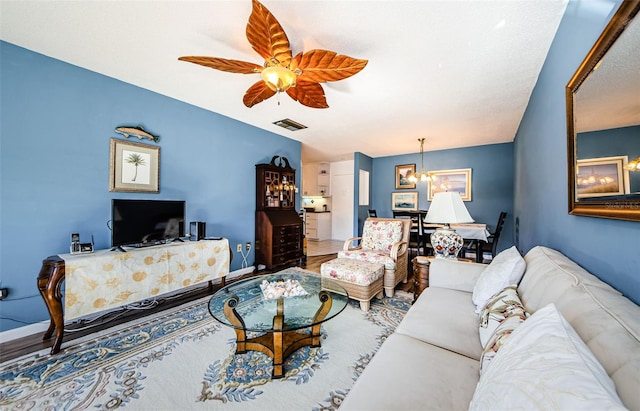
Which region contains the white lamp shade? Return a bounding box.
[425,192,474,224]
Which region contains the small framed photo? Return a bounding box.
[395,164,416,189]
[576,156,629,198]
[391,192,418,211]
[109,138,160,193]
[428,168,472,201]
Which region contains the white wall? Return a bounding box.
[330,160,354,240]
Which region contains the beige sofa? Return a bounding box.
[340,246,640,410]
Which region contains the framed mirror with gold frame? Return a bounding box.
[566,0,640,222]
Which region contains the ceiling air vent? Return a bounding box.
[273,118,307,131]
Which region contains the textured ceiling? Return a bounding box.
[0,0,570,162]
[575,10,640,133]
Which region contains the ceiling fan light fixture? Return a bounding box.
[261,66,297,92]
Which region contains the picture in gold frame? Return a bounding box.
[109,138,160,193]
[428,168,472,201]
[395,164,416,189]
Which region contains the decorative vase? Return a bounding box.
[430,227,463,259]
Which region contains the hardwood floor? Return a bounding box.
[0,254,416,363]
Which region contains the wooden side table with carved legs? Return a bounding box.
[412,256,431,303]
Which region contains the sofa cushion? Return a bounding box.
[478,285,528,347]
[340,333,480,411]
[429,258,488,292]
[469,303,625,410]
[395,287,482,360]
[519,246,640,410]
[472,246,526,313]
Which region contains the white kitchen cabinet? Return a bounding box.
[302,163,317,196]
[305,212,332,241]
[302,162,331,196]
[317,162,330,196]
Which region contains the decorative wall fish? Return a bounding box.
[115,126,160,143]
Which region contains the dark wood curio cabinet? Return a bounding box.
[255,156,303,269]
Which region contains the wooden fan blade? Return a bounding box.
[295,50,368,83]
[178,56,262,74]
[243,80,277,107]
[286,81,328,109]
[246,0,292,66]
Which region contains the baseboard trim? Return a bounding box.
[0,321,49,344]
[0,266,255,344]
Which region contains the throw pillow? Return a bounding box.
[479,315,524,374]
[469,303,626,410]
[478,285,528,348]
[472,246,526,313]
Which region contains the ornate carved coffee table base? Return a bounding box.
[223,291,333,379]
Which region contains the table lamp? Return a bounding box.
[425,191,474,259]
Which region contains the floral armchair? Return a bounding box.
[338,217,410,297]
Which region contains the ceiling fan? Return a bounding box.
[179,0,368,109]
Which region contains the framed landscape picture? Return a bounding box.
[428,168,472,201]
[391,192,418,211]
[395,164,416,189]
[576,156,629,198]
[109,138,160,193]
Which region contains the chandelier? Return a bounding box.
[408,138,432,183]
[624,157,640,172]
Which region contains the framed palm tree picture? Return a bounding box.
[109,138,160,192]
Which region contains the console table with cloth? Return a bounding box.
[341,246,640,410]
[37,239,230,354]
[338,217,410,297]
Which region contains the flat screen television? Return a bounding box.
[111,199,186,248]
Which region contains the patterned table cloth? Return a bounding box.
[60,239,229,320]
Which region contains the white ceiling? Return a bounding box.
[0,0,569,162]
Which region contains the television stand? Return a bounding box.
[37,239,231,355]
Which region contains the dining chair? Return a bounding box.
[368,209,378,217]
[393,211,425,257]
[417,210,433,256]
[466,211,507,263]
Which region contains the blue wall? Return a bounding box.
[514,0,640,304]
[354,152,373,235]
[371,143,515,251]
[0,42,301,331]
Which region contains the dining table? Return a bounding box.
[422,223,491,262]
[398,213,491,261]
[423,223,490,242]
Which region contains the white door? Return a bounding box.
[331,173,354,241]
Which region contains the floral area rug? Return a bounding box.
[0,267,411,410]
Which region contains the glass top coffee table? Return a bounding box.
[208,272,349,378]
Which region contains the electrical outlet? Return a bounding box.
[245,242,251,251]
[236,244,242,253]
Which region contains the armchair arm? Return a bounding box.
[429,259,487,292]
[389,240,408,260]
[343,237,363,251]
